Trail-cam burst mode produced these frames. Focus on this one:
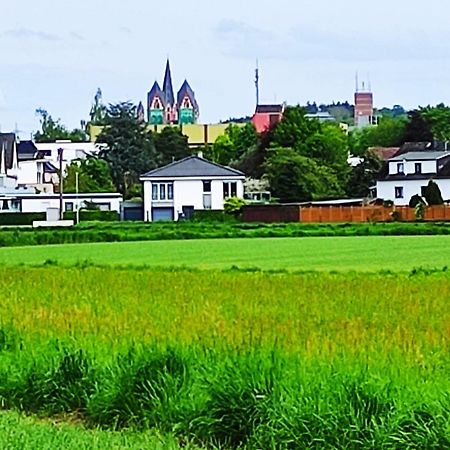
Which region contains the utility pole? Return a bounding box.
[75,170,80,224]
[58,147,64,220]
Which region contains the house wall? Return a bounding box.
[34,142,101,171]
[19,194,122,213]
[388,160,437,175]
[143,177,244,222]
[377,179,450,205]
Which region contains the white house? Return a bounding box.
[34,141,103,172]
[376,148,450,205]
[140,155,245,221]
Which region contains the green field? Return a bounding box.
[0,264,449,448]
[1,235,450,271]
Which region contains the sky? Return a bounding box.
[1,0,450,138]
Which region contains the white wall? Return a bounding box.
[377,179,450,205]
[20,194,122,213]
[388,160,437,175]
[143,177,244,222]
[34,142,102,171]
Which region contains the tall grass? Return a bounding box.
[0,267,448,448]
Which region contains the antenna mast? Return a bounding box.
[255,59,260,107]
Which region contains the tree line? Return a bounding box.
[34,98,450,202]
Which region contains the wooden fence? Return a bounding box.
[242,204,450,223]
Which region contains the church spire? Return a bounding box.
[162,59,175,106]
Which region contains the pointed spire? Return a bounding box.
[162,59,175,106]
[137,102,145,123]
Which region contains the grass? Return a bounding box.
[1,235,450,271]
[0,266,449,448]
[0,411,199,449]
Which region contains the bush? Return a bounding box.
[63,210,119,222]
[191,210,236,222]
[0,213,46,226]
[224,197,246,217]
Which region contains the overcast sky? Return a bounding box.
[1,0,449,138]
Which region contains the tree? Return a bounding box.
[423,180,444,205]
[97,102,159,197]
[208,134,235,165]
[419,104,450,142]
[34,109,87,142]
[264,148,343,203]
[349,117,407,156]
[89,88,107,125]
[64,157,115,193]
[346,150,383,197]
[402,110,433,143]
[154,126,190,166]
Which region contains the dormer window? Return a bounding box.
[153,98,161,109]
[397,163,404,174]
[415,163,422,174]
[183,97,191,108]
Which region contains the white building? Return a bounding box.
[376,149,450,205]
[34,140,103,172]
[140,155,245,221]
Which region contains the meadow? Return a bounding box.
[1,235,450,272]
[0,265,449,448]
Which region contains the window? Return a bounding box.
[395,186,404,199]
[203,180,211,193]
[397,163,404,174]
[203,194,212,209]
[65,202,74,212]
[223,181,238,198]
[415,163,422,174]
[223,182,229,198]
[152,184,158,200]
[152,182,174,201]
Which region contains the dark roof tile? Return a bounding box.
[141,155,244,178]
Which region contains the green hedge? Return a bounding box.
[191,210,237,222]
[63,211,119,222]
[0,213,46,226]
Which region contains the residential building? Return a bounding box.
[141,155,245,221]
[376,143,450,205]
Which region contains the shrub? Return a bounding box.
[224,197,246,217]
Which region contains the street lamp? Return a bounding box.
[57,147,64,220]
[75,170,80,224]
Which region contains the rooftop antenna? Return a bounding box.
[368,72,372,92]
[355,71,359,92]
[255,59,260,107]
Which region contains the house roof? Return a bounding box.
[390,151,450,161]
[255,104,284,114]
[0,133,16,170]
[141,155,244,179]
[369,147,400,161]
[17,140,38,161]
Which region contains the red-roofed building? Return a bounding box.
[252,104,285,133]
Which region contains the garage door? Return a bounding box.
[152,207,174,222]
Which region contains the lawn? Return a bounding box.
[0,266,448,448]
[0,235,450,271]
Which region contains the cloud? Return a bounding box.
[215,19,450,62]
[70,31,84,41]
[0,88,6,109]
[1,28,61,42]
[119,26,132,35]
